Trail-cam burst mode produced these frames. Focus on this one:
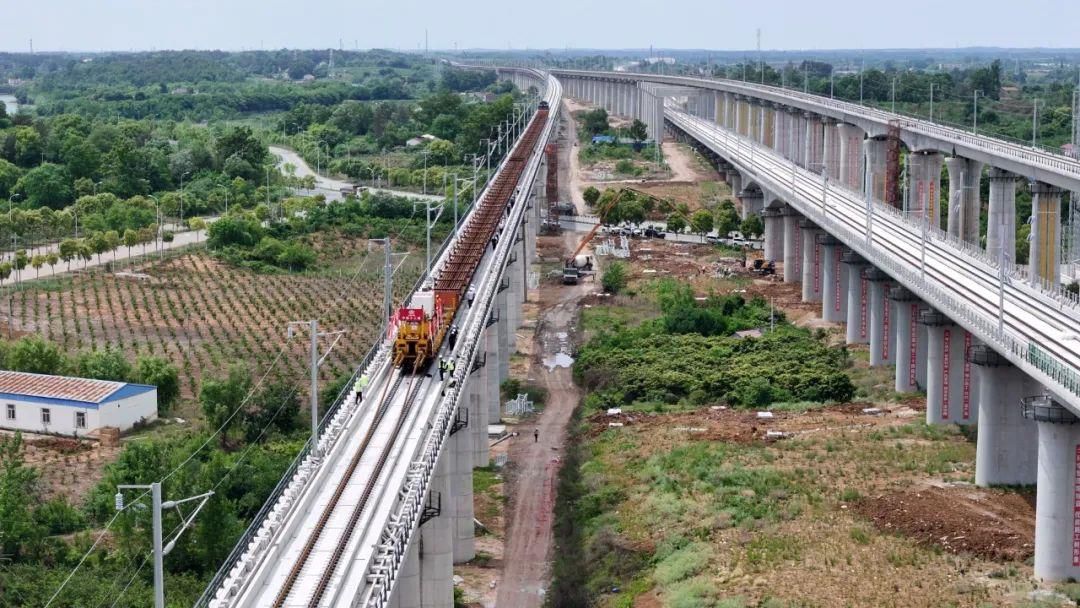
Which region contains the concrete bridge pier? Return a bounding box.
[470,354,489,467]
[790,111,806,167]
[819,237,847,323]
[921,310,978,425]
[782,209,803,283]
[907,151,944,226]
[1029,181,1064,287]
[496,285,510,385]
[970,346,1038,486]
[449,392,475,563]
[485,313,502,425]
[805,114,824,174]
[800,221,823,303]
[842,252,870,344]
[863,137,889,205]
[822,119,840,179]
[771,104,786,155]
[1026,397,1080,581]
[506,251,521,352]
[865,268,895,368]
[890,288,926,393]
[835,123,865,193]
[986,168,1018,265]
[418,453,453,608]
[944,156,983,244]
[740,190,764,221]
[762,209,784,262]
[390,537,421,608]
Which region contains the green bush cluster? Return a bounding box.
[574,281,854,409]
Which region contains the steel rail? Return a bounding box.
[269,367,413,608]
[668,108,1080,410]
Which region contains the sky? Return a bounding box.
[1,0,1078,53]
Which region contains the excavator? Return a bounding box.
[563,187,678,285]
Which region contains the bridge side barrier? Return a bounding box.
[195,78,544,608]
[360,69,560,608]
[667,109,1080,410]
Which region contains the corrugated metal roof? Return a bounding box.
[0,371,125,404]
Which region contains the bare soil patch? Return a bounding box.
[855,485,1036,561]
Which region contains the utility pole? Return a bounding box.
[757,28,763,84]
[973,90,981,134]
[930,82,934,122]
[114,484,213,608]
[1032,98,1039,147]
[287,320,345,458]
[891,77,897,113]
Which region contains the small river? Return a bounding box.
[0,94,17,115]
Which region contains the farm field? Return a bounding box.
[5,233,423,418]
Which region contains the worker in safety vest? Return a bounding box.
[354,374,369,400]
[438,358,446,380]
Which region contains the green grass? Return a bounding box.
[744,533,803,568]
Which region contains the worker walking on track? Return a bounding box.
[354,374,369,401]
[467,285,476,307]
[438,358,446,381]
[448,325,459,350]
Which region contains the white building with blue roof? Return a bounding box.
[0,370,158,437]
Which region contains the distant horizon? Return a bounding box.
[3,0,1077,54]
[5,45,1080,56]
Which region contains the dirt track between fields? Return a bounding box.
[495,231,588,607]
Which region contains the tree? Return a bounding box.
[136,356,179,413]
[425,139,458,166]
[76,347,133,382]
[123,228,139,258]
[690,209,714,240]
[14,163,73,209]
[580,109,610,135]
[277,242,316,271]
[217,126,267,169]
[45,252,59,272]
[628,119,648,143]
[89,231,110,263]
[666,212,687,234]
[0,159,21,198]
[59,238,79,270]
[8,335,66,374]
[740,214,764,238]
[200,364,252,447]
[582,186,600,207]
[0,262,10,285]
[715,201,740,237]
[30,254,44,278]
[0,433,43,559]
[601,261,628,294]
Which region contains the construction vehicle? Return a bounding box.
[749,259,776,276]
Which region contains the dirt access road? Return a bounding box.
[495,231,588,607]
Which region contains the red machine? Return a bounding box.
[392,103,551,369]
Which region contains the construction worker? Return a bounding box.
[445,358,456,376]
[438,357,446,381]
[448,325,459,350]
[354,374,369,401]
[467,285,476,307]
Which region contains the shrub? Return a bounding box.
[601,261,628,294]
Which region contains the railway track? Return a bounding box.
[271,358,426,608]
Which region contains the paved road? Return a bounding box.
[270,145,447,203]
[4,228,207,284]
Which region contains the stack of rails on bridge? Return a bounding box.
[393,100,552,369]
[239,95,552,608]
